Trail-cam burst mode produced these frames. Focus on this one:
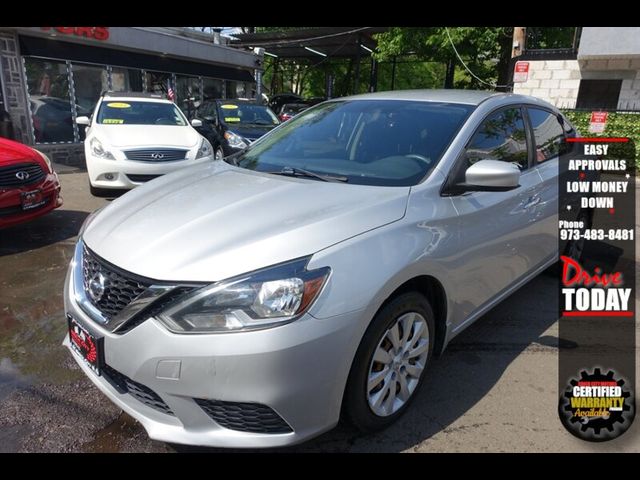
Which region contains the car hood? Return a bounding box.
[83,162,410,282]
[226,125,275,141]
[95,125,201,148]
[0,137,40,167]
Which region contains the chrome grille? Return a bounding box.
[123,149,188,162]
[82,246,150,321]
[0,162,46,187]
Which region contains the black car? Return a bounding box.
[278,103,309,122]
[267,93,304,117]
[197,99,280,159]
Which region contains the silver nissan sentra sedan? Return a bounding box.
[64,90,573,448]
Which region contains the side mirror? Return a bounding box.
[464,159,520,191]
[76,116,90,126]
[191,119,203,127]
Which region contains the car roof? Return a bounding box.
[338,89,503,106]
[102,92,171,103]
[213,99,258,104]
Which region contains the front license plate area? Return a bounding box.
[21,189,46,210]
[68,315,103,376]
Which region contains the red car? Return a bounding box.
[0,137,62,229]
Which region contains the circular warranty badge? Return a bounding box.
[559,368,635,441]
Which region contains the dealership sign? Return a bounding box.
[589,111,608,133]
[513,61,529,83]
[40,27,109,41]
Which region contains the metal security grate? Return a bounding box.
[195,398,292,434]
[82,246,150,321]
[103,364,174,416]
[126,174,163,183]
[124,149,187,162]
[0,162,45,188]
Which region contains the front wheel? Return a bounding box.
[214,146,225,161]
[343,292,435,432]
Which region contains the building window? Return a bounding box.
[111,67,143,92]
[176,75,201,117]
[576,79,622,110]
[226,81,254,99]
[203,77,224,100]
[24,57,75,143]
[71,63,108,140]
[145,71,171,96]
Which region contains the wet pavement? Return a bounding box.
[0,168,638,452]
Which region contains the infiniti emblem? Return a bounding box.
[150,152,165,159]
[88,272,107,303]
[15,171,30,181]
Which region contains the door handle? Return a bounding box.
[522,196,541,209]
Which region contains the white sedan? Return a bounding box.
[77,92,213,196]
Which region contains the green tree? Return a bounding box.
[374,27,514,90]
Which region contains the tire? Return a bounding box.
[214,146,225,161]
[343,291,435,432]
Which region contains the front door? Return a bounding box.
[445,106,543,329]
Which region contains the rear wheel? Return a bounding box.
[343,292,435,432]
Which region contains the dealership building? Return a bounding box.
[0,27,259,165]
[513,27,640,110]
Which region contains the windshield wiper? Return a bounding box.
[270,166,348,183]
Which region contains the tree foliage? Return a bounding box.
[374,27,514,89]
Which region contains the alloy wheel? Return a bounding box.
[366,311,430,417]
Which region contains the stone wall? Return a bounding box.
[513,60,581,108]
[37,144,86,168]
[0,30,32,144]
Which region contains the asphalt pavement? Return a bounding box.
[0,167,638,452]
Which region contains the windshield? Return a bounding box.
[96,101,187,126]
[218,103,279,126]
[231,100,474,186]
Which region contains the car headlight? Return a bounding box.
[157,258,330,333]
[33,149,53,173]
[90,138,115,160]
[196,137,213,159]
[224,131,247,149]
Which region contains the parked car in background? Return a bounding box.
[30,95,91,143]
[77,92,213,197]
[64,90,577,448]
[268,92,304,116]
[278,103,309,122]
[0,136,62,229]
[197,99,280,159]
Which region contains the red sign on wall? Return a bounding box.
[589,111,608,133]
[513,61,530,83]
[41,27,110,41]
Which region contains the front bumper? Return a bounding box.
[63,257,363,448]
[86,152,213,190]
[0,172,62,229]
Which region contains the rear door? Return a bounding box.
[524,106,567,266]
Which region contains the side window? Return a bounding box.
[528,108,565,163]
[464,107,528,171]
